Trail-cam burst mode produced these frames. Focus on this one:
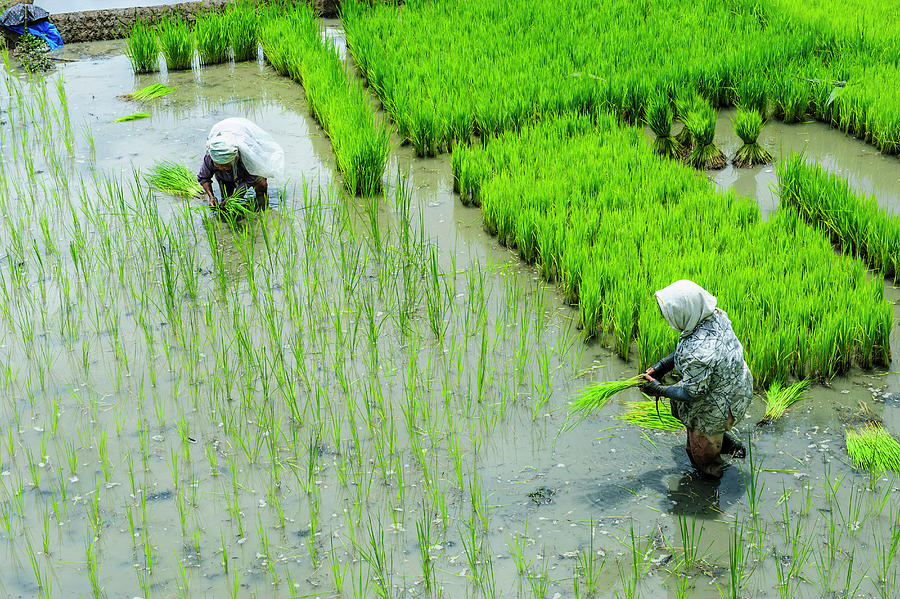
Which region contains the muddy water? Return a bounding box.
[0,33,898,599]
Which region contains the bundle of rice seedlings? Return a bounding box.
[561,374,645,432]
[734,74,768,119]
[214,189,255,223]
[673,92,704,154]
[112,113,151,122]
[122,83,174,102]
[227,3,259,62]
[157,14,194,71]
[618,400,684,431]
[732,108,773,168]
[145,161,203,197]
[125,20,158,74]
[758,379,809,424]
[845,423,900,474]
[196,10,228,66]
[645,96,680,159]
[684,105,726,170]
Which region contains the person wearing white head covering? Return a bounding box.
[197,118,285,209]
[640,280,753,479]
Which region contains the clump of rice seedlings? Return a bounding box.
[125,20,158,74]
[734,74,768,119]
[618,400,683,431]
[758,379,809,424]
[195,10,228,66]
[112,113,151,122]
[845,423,900,475]
[227,2,259,62]
[122,83,174,102]
[732,108,773,167]
[645,96,680,159]
[157,14,195,72]
[673,92,704,155]
[214,190,255,223]
[684,104,726,169]
[145,161,203,197]
[561,375,645,431]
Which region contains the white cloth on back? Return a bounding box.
[206,118,284,180]
[654,279,717,337]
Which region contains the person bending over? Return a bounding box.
[641,280,753,479]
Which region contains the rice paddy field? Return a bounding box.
[1,2,900,598]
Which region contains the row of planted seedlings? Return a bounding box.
[125,1,259,73]
[0,62,611,598]
[340,0,900,159]
[4,50,900,599]
[257,4,390,196]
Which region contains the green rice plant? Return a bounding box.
[122,83,174,102]
[618,400,683,431]
[227,2,259,62]
[846,423,900,475]
[645,95,680,159]
[734,73,768,119]
[684,104,726,169]
[779,154,900,285]
[125,20,158,74]
[195,10,228,66]
[759,379,809,423]
[561,375,645,432]
[112,113,150,122]
[145,161,203,197]
[157,14,195,72]
[732,108,772,167]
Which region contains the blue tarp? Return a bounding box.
[4,21,63,51]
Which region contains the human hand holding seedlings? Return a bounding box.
[200,181,218,207]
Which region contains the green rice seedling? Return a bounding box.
[732,108,772,167]
[734,73,768,119]
[112,113,150,123]
[759,379,809,423]
[125,20,158,73]
[561,375,645,431]
[122,83,174,102]
[145,161,203,198]
[684,104,726,169]
[645,95,680,159]
[846,423,900,475]
[195,10,228,66]
[157,14,195,72]
[618,400,683,431]
[227,2,259,62]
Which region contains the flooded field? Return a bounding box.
[0,31,899,599]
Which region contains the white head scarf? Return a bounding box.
[208,133,239,165]
[654,280,717,337]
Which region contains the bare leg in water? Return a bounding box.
[685,413,736,479]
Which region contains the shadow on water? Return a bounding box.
[588,444,747,517]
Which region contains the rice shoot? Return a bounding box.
[760,379,809,423]
[618,400,684,431]
[733,108,772,167]
[122,83,174,102]
[157,14,195,72]
[125,20,158,74]
[684,104,726,170]
[645,96,680,159]
[561,374,645,431]
[846,423,900,474]
[196,10,228,66]
[145,161,203,197]
[112,113,151,122]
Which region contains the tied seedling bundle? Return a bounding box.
[733,109,772,167]
[846,423,900,474]
[227,1,259,62]
[122,83,174,102]
[619,400,684,431]
[157,14,195,71]
[561,375,645,431]
[684,103,726,169]
[759,379,809,424]
[125,20,158,74]
[196,10,228,66]
[645,95,680,159]
[112,113,150,122]
[145,161,203,197]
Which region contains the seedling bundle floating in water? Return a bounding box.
[732,108,772,167]
[759,379,809,424]
[846,423,900,475]
[122,83,174,102]
[618,400,684,431]
[112,113,150,122]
